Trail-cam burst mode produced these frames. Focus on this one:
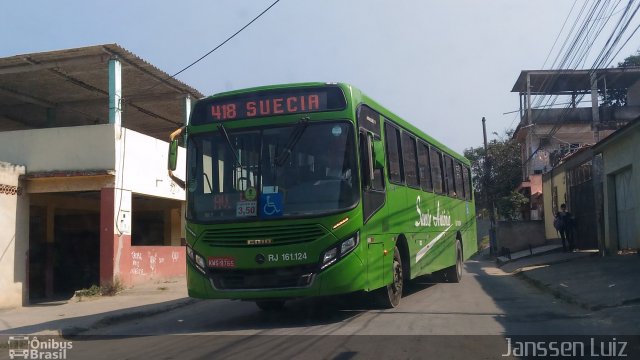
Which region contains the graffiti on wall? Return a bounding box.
[130,251,144,275]
[128,248,184,279]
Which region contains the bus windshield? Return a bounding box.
[186,120,359,222]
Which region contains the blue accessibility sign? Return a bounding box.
[259,193,283,218]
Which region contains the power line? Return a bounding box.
[170,0,282,79]
[173,0,281,79]
[519,0,640,167]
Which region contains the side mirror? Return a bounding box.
[167,127,185,189]
[168,139,179,171]
[372,139,385,169]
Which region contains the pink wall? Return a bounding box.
[101,188,186,287]
[124,246,185,285]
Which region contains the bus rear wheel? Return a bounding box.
[374,246,403,308]
[255,300,285,311]
[442,240,463,283]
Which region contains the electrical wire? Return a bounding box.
[170,0,281,79]
[519,0,640,168]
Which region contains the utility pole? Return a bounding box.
[482,117,497,256]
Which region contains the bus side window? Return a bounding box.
[462,166,472,200]
[402,132,419,188]
[454,162,464,199]
[430,149,444,194]
[418,142,433,192]
[445,156,456,197]
[384,123,403,184]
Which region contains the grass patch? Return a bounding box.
[74,278,124,300]
[75,285,102,298]
[101,277,124,296]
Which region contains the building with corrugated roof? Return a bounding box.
[0,44,203,307]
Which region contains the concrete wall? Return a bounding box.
[627,80,640,107]
[600,124,640,253]
[0,125,116,173]
[542,165,567,240]
[0,162,28,308]
[0,125,186,198]
[526,123,595,175]
[117,128,186,201]
[496,220,546,253]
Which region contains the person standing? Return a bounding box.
[554,203,574,252]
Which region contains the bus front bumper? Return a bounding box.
[186,251,366,300]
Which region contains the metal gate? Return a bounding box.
[567,159,599,250]
[569,179,598,249]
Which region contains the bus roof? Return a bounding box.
[202,82,469,165]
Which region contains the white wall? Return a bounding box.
[0,125,185,200]
[0,162,27,308]
[117,128,186,201]
[0,124,116,173]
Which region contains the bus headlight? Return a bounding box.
[322,248,338,268]
[320,232,359,270]
[341,235,357,254]
[195,254,207,270]
[186,244,207,275]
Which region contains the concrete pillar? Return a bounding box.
[109,57,122,126]
[526,73,532,125]
[99,187,132,286]
[44,205,55,297]
[591,72,600,142]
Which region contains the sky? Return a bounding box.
[1,0,639,154]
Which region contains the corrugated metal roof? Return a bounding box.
[0,44,204,140]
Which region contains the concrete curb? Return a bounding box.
[59,298,199,336]
[496,246,563,267]
[501,253,594,274]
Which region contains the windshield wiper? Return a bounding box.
[217,124,253,187]
[275,117,309,166]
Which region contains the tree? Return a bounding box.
[464,129,523,219]
[600,51,640,107]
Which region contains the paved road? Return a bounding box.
[23,257,633,359]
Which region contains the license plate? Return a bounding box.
[208,257,236,268]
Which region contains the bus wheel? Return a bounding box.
[256,300,285,311]
[374,246,403,308]
[443,240,463,283]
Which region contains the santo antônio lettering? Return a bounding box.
[210,94,321,121]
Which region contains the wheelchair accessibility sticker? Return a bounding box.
[260,193,283,218]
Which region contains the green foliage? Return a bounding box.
[75,285,101,298]
[497,191,529,221]
[600,51,640,107]
[464,130,522,218]
[75,278,124,300]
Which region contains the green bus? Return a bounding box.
[168,82,477,310]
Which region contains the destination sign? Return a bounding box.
[191,86,346,124]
